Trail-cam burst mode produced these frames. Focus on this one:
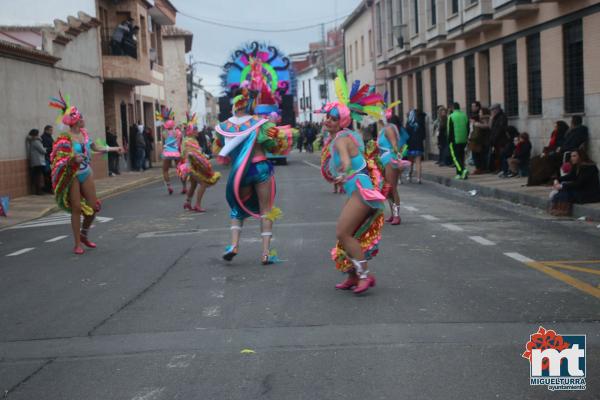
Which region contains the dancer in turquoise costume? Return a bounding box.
[318,71,387,295]
[214,86,291,265]
[377,95,410,225]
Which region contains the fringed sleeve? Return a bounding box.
[50,134,94,216]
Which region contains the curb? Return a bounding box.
[422,172,600,221]
[1,174,164,230]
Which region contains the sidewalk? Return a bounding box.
[421,161,600,221]
[0,168,165,230]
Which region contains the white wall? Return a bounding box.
[295,66,336,123]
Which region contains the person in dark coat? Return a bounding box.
[106,127,120,176]
[488,103,509,172]
[558,115,588,156]
[40,125,54,192]
[144,127,154,169]
[549,149,600,216]
[406,109,426,183]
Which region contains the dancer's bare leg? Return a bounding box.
[69,179,82,248]
[195,182,208,209]
[256,179,273,256]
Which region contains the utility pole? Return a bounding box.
[320,23,329,103]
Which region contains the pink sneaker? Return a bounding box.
[390,216,401,225]
[353,275,376,294]
[73,246,85,255]
[335,275,359,290]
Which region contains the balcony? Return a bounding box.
[426,22,454,49]
[447,0,501,40]
[102,54,151,85]
[493,0,538,20]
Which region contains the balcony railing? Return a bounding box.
[101,27,138,59]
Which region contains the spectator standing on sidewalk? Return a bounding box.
[470,107,491,174]
[26,129,47,195]
[41,125,54,192]
[134,125,147,171]
[406,109,425,183]
[447,102,469,180]
[488,103,509,173]
[144,127,154,169]
[434,106,449,166]
[106,127,120,176]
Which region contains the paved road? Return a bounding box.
[1,152,599,399]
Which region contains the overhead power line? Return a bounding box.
[178,12,350,33]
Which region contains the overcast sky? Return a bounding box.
[0,0,361,96]
[174,0,361,95]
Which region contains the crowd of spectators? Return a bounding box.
[431,100,599,214]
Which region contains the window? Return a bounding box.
[446,61,454,106]
[390,80,396,114]
[140,15,147,56]
[450,0,459,15]
[413,0,419,34]
[416,70,423,111]
[526,33,542,115]
[563,19,584,114]
[361,36,365,66]
[503,41,519,117]
[396,0,403,24]
[369,30,374,60]
[376,2,383,55]
[465,54,476,112]
[430,66,438,119]
[430,0,437,26]
[396,78,404,117]
[355,40,359,68]
[348,45,353,72]
[387,0,394,49]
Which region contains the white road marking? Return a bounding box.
[131,387,166,400]
[6,248,35,257]
[202,306,221,318]
[302,160,321,169]
[504,252,535,263]
[137,221,337,239]
[9,213,113,229]
[167,354,196,368]
[420,214,439,221]
[45,235,68,243]
[209,289,225,299]
[469,236,496,246]
[440,223,464,232]
[402,205,419,212]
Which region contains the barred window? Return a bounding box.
[413,0,419,34]
[465,54,476,111]
[430,0,437,26]
[450,0,459,15]
[396,77,404,117]
[446,61,454,106]
[376,3,383,56]
[503,41,519,117]
[387,0,394,49]
[430,66,438,119]
[563,20,584,114]
[526,33,542,115]
[416,70,423,111]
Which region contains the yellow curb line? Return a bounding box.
[525,261,600,300]
[542,262,600,276]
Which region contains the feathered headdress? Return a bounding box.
[382,91,402,121]
[49,92,82,127]
[155,107,175,128]
[316,70,385,128]
[183,112,198,135]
